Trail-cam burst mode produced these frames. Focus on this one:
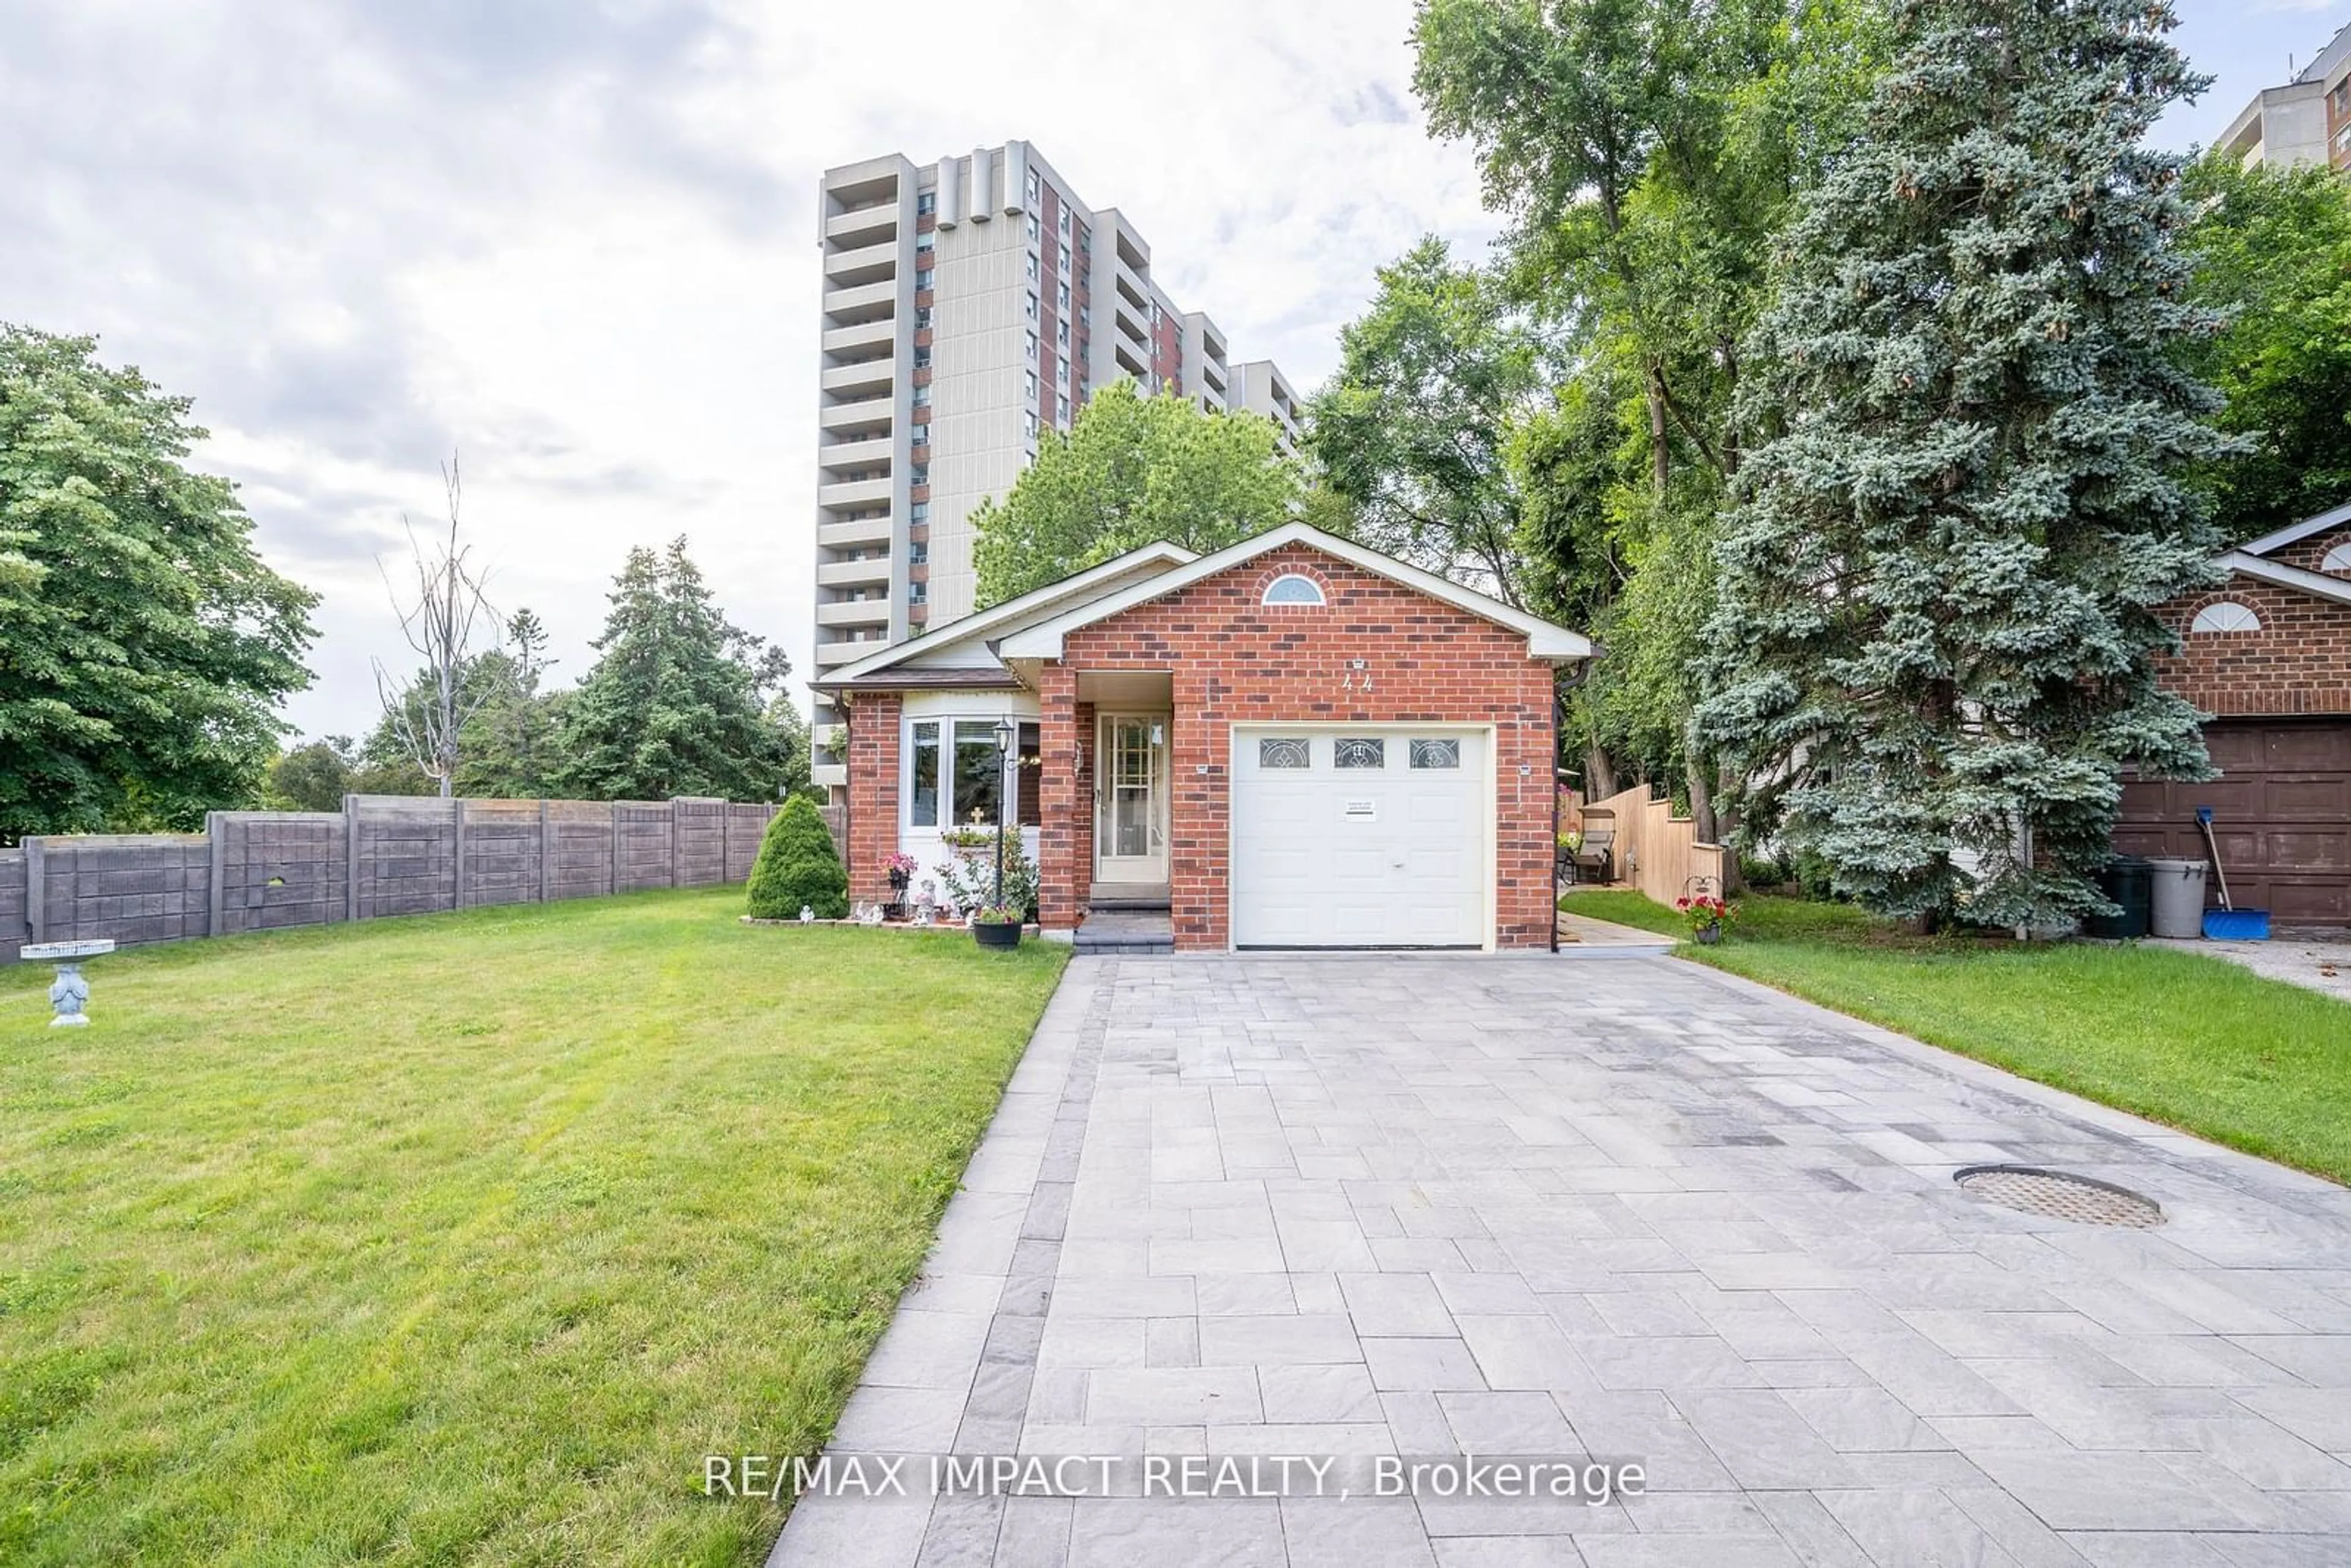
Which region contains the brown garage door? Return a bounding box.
[2115,719,2351,925]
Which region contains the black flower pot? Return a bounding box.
[973,921,1023,950]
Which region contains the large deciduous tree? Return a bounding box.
[553,537,807,802]
[2177,153,2351,541]
[0,325,317,841]
[1696,0,2234,926]
[971,381,1298,607]
[1310,237,1544,605]
[1410,0,1887,822]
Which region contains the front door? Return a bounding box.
[1095,713,1169,885]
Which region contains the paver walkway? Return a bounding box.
[771,952,2351,1567]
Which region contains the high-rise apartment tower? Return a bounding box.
[807,141,1300,793]
[2218,21,2351,173]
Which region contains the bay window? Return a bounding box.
[909,718,1022,828]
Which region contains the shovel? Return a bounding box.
[2195,806,2270,942]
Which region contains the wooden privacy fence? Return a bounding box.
[1,794,783,964]
[1584,782,1727,909]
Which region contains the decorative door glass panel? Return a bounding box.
[1109,719,1155,858]
[1333,737,1385,770]
[1409,738,1461,770]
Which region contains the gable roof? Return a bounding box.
[2216,550,2351,609]
[2238,498,2351,560]
[811,542,1197,690]
[993,521,1594,664]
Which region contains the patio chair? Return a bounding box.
[1572,811,1616,885]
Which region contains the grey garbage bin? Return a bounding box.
[2147,858,2208,939]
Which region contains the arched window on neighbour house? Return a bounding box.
[2321,542,2351,574]
[2189,601,2262,635]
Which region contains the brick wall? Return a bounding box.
[844,691,904,906]
[2155,523,2351,718]
[1043,542,1559,951]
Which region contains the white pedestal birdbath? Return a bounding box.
[21,939,116,1026]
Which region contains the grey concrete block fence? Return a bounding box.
[1,794,789,964]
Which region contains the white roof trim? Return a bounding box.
[812,542,1198,686]
[2218,550,2351,608]
[2238,498,2351,559]
[994,521,1595,662]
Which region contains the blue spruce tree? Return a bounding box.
[1697,0,2239,927]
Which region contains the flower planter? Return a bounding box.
[1693,922,1723,946]
[972,921,1024,950]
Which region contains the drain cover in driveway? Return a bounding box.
[1955,1165,2164,1228]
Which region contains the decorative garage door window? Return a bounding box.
[1258,737,1312,769]
[1334,737,1385,769]
[1409,738,1461,770]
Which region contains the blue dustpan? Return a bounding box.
[2194,806,2268,942]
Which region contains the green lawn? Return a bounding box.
[1563,887,2351,1184]
[0,888,1068,1567]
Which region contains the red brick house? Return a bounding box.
[812,522,1592,951]
[2118,500,2351,925]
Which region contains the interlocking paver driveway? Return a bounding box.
[771,953,2351,1567]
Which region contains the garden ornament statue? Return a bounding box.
[798,904,815,925]
[23,939,116,1027]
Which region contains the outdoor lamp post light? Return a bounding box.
[991,717,1015,908]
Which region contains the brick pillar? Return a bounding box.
[845,692,902,907]
[1037,666,1082,932]
[1070,700,1095,917]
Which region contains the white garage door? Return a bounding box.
[1230,727,1490,948]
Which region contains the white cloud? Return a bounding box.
[1,0,1495,741]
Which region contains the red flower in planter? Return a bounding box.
[1672,895,1738,936]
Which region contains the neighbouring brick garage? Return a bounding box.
[2132,506,2351,927]
[2118,719,2351,925]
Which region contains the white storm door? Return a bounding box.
[1095,713,1168,883]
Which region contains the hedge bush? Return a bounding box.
[746,795,849,920]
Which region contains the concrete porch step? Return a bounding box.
[1087,881,1171,913]
[1075,908,1174,955]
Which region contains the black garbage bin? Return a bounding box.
[2086,855,2152,939]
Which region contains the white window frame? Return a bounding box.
[1262,573,1327,606]
[2189,601,2262,634]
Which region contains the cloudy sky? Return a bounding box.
[4,0,2340,742]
